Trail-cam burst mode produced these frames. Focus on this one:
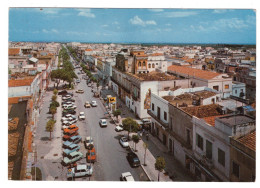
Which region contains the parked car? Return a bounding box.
[121,172,134,181]
[91,101,97,107]
[84,136,94,149]
[63,144,80,156]
[64,124,79,132]
[126,152,141,167]
[63,132,79,141]
[67,164,93,180]
[84,101,91,108]
[62,120,72,126]
[86,147,96,163]
[58,90,67,95]
[65,98,75,102]
[119,137,129,148]
[62,96,71,100]
[61,117,69,122]
[76,79,80,83]
[78,112,85,120]
[76,89,84,93]
[99,119,107,127]
[63,141,73,149]
[62,109,76,116]
[88,83,92,87]
[62,151,83,166]
[115,126,124,132]
[69,135,82,144]
[65,114,73,118]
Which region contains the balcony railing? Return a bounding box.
[111,77,130,94]
[147,110,169,130]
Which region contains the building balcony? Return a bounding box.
[111,77,130,94]
[147,110,169,130]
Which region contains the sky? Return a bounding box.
[9,8,256,44]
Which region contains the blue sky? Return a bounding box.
[9,8,256,44]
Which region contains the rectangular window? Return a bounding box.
[235,90,237,94]
[225,84,229,89]
[232,161,240,178]
[213,85,219,91]
[196,134,203,151]
[218,148,225,167]
[206,140,212,159]
[164,111,167,121]
[186,129,191,145]
[152,103,154,111]
[157,107,161,120]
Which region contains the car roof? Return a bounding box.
[69,151,82,157]
[76,165,87,170]
[63,141,73,146]
[68,143,78,148]
[70,135,81,139]
[85,136,93,140]
[126,176,134,181]
[122,172,132,177]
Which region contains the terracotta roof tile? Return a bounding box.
[168,65,221,80]
[237,130,256,151]
[9,78,34,87]
[181,104,223,118]
[8,97,19,104]
[203,115,225,126]
[150,53,164,56]
[9,48,20,56]
[85,49,93,51]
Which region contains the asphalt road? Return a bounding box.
[73,71,148,181]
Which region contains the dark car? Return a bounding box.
[58,90,68,95]
[126,152,140,167]
[64,98,75,102]
[62,109,76,116]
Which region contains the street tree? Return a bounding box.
[132,134,140,152]
[46,119,55,140]
[52,95,57,102]
[143,142,148,166]
[53,89,58,95]
[113,109,121,118]
[50,69,65,88]
[155,156,166,181]
[49,106,57,119]
[122,117,139,140]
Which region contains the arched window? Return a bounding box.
[148,64,151,68]
[152,64,155,68]
[143,61,146,66]
[138,61,141,66]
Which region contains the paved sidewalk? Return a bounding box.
[100,88,194,182]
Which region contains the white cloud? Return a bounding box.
[148,9,164,12]
[213,9,227,14]
[66,31,88,36]
[129,16,157,26]
[215,18,248,29]
[51,29,58,33]
[112,21,119,25]
[162,11,198,18]
[42,29,59,33]
[78,9,95,18]
[146,20,156,25]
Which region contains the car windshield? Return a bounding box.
[121,138,127,142]
[133,158,139,162]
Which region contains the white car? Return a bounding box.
[62,120,71,126]
[99,119,107,127]
[121,172,134,181]
[84,136,94,149]
[119,137,129,148]
[91,101,97,107]
[79,112,85,120]
[65,114,73,118]
[62,125,70,130]
[115,126,123,132]
[61,117,69,122]
[67,164,93,180]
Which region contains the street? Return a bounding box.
[34,50,148,181]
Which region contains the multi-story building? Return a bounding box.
[192,114,255,181]
[168,65,233,98]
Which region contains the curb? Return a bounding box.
[140,164,152,181]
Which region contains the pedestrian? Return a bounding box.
[146,133,149,141]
